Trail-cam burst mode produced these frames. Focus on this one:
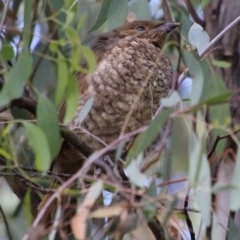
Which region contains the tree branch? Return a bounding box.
[184,193,195,240]
[0,0,11,32]
[199,16,240,58]
[183,0,205,27]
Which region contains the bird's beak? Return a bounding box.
[158,22,180,33]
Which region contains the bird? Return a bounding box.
[38,20,179,233]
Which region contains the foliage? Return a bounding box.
[0,0,240,240]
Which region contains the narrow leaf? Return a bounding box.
[63,75,80,123]
[55,53,68,104]
[128,109,171,161]
[189,133,211,226]
[0,50,32,106]
[23,122,51,172]
[125,153,148,188]
[78,96,94,123]
[37,95,60,159]
[107,0,128,30]
[161,91,181,107]
[89,0,111,31]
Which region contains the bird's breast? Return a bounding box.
[72,38,173,149]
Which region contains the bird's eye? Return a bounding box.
[136,26,146,31]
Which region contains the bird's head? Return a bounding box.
[91,20,179,59]
[121,21,180,48]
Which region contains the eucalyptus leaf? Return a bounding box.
[124,153,148,188]
[1,40,14,60]
[0,50,32,107]
[188,23,210,54]
[212,60,231,68]
[182,50,204,105]
[188,133,211,226]
[55,53,69,105]
[107,0,128,30]
[161,91,181,107]
[63,75,80,123]
[127,109,171,161]
[78,96,94,123]
[89,0,111,31]
[37,95,60,159]
[228,218,240,240]
[23,122,51,173]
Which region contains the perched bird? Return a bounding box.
[39,20,179,232]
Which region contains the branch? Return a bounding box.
[184,193,195,240]
[207,129,240,159]
[161,0,174,22]
[199,16,240,58]
[0,0,11,32]
[183,0,205,27]
[0,205,13,240]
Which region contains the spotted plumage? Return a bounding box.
[39,20,179,231]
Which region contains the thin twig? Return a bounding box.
[0,0,11,32]
[207,129,240,159]
[158,177,187,187]
[141,119,172,172]
[161,0,175,22]
[183,0,205,27]
[183,192,195,240]
[0,205,13,240]
[199,16,240,58]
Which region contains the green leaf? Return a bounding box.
[63,75,80,123]
[211,214,222,240]
[228,218,240,240]
[212,60,231,68]
[202,74,231,125]
[1,40,14,60]
[129,0,151,20]
[0,50,32,107]
[23,0,33,45]
[201,0,210,9]
[37,95,60,159]
[107,0,128,30]
[55,53,69,105]
[46,0,66,39]
[115,140,126,160]
[182,50,204,105]
[161,91,181,107]
[212,183,236,194]
[230,144,240,210]
[23,122,51,172]
[209,103,231,127]
[127,109,171,161]
[81,46,97,74]
[189,133,211,226]
[124,153,148,188]
[171,117,189,174]
[203,74,230,100]
[23,191,33,226]
[89,0,112,31]
[78,96,94,123]
[77,13,87,31]
[65,0,77,11]
[188,23,210,54]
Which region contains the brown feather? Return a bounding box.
[38,20,179,232]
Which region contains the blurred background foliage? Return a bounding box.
[0,0,240,239]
